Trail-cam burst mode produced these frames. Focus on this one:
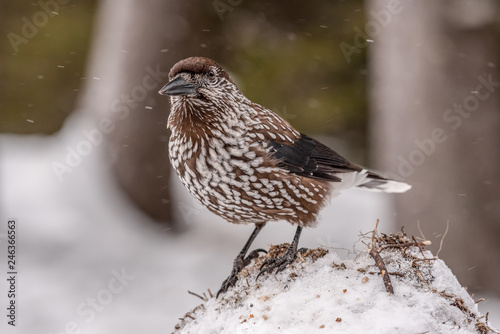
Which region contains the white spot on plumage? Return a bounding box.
[256,167,273,173]
[244,151,256,159]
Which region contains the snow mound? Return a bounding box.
[173,233,495,334]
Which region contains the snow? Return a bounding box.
[174,245,491,334]
[0,113,499,333]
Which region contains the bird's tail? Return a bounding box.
[329,170,410,199]
[355,170,411,193]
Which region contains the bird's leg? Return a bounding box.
[217,223,266,297]
[257,226,304,279]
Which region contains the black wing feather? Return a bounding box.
[269,134,364,182]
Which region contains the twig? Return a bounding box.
[412,258,437,263]
[416,220,426,241]
[188,290,207,301]
[436,220,449,258]
[378,241,430,252]
[369,247,394,294]
[412,236,427,259]
[368,219,394,294]
[367,271,405,277]
[412,264,431,289]
[370,219,380,249]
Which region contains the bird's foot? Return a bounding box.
[257,246,308,279]
[217,248,267,298]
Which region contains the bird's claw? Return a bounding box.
[244,248,267,266]
[217,248,267,298]
[257,247,308,280]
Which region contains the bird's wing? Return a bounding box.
[249,103,358,181]
[250,103,410,192]
[268,134,362,182]
[269,134,411,192]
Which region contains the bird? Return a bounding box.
[158,57,410,297]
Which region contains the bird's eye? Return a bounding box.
[208,70,216,80]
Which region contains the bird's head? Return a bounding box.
[159,57,239,104]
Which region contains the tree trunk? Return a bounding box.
[368,0,500,294]
[76,0,205,226]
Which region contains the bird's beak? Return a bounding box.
[158,76,196,96]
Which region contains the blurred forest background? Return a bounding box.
[1,0,499,300]
[0,0,368,140]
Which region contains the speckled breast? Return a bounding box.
[169,131,331,226]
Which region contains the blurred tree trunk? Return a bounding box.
[76,0,204,227]
[368,0,500,294]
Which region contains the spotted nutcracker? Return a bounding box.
[159,57,410,296]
